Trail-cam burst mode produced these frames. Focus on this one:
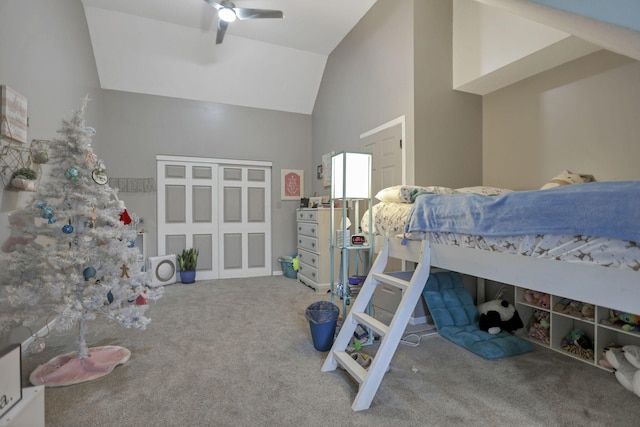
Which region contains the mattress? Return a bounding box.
[361,201,640,273]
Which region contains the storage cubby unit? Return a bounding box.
[515,287,640,370]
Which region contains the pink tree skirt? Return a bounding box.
[30,346,131,387]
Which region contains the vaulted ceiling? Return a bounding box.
[81,0,377,114]
[82,0,639,115]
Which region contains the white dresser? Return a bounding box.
[296,208,336,293]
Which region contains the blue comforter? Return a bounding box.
[406,181,640,242]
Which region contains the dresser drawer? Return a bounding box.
[298,263,319,282]
[297,248,318,269]
[298,235,318,252]
[297,209,318,222]
[297,222,318,238]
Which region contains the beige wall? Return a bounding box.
[483,50,640,190]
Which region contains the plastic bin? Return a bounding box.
[305,301,340,351]
[279,255,297,279]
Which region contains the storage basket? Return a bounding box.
[279,256,297,279]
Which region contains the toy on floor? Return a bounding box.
[522,289,550,309]
[477,299,524,335]
[527,309,550,345]
[602,345,640,398]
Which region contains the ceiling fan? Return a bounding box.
[203,0,285,45]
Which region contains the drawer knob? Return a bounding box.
[299,239,302,244]
[311,228,315,234]
[312,272,316,278]
[311,242,315,248]
[298,226,302,231]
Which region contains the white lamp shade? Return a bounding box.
[331,152,372,199]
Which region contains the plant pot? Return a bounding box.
[11,177,36,191]
[180,270,196,284]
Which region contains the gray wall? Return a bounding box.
[0,0,311,276]
[99,90,311,267]
[413,0,482,188]
[311,0,415,194]
[483,50,640,190]
[312,0,482,193]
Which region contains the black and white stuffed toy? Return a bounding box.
[477,300,524,335]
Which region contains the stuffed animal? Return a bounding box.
[477,299,524,335]
[523,289,550,309]
[603,310,640,332]
[602,345,640,398]
[540,170,596,190]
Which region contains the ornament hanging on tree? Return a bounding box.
[37,203,56,224]
[92,168,108,185]
[65,166,79,180]
[62,220,74,234]
[83,266,96,280]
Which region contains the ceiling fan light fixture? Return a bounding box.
[218,7,237,22]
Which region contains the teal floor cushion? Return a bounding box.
[422,271,533,360]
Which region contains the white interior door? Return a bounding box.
[218,165,272,278]
[361,119,404,273]
[157,156,272,280]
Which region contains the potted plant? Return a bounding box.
[10,167,38,191]
[177,248,199,284]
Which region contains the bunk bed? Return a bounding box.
[362,180,640,316]
[324,180,640,412]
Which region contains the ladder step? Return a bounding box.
[334,351,366,384]
[372,272,410,291]
[352,312,388,338]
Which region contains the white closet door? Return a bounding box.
[218,165,272,278]
[157,156,272,280]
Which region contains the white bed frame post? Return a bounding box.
[321,237,432,411]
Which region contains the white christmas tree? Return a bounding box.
[0,97,162,386]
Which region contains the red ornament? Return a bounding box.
[120,208,132,225]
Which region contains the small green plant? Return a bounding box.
[11,167,37,180]
[177,248,199,271]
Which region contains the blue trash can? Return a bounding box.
[305,301,340,351]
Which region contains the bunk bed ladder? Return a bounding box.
[321,238,431,411]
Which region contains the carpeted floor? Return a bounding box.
[20,275,640,427]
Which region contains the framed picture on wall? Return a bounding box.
[0,85,28,143]
[281,169,304,200]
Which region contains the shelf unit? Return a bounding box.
[515,287,640,370]
[329,151,373,328]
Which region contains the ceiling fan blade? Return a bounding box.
[203,0,223,11]
[234,8,284,20]
[216,19,229,44]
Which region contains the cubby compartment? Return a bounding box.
[517,303,550,347]
[514,287,640,370]
[551,315,595,364]
[551,295,595,322]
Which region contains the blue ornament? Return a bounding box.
[107,291,114,304]
[65,166,79,180]
[62,224,74,234]
[83,266,96,280]
[128,240,135,248]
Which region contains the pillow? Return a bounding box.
[375,185,455,203]
[541,170,596,190]
[454,186,512,196]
